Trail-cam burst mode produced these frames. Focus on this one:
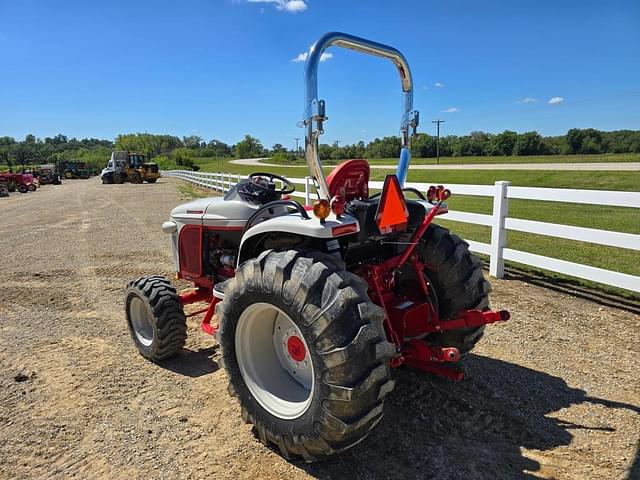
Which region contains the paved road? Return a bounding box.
[231,158,640,171]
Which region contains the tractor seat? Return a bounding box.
[326,159,370,201]
[345,198,425,243]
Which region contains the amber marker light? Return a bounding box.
[313,199,331,221]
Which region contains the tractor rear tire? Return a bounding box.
[418,224,492,355]
[217,249,396,461]
[125,276,187,361]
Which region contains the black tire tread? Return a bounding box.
[125,276,186,361]
[420,224,492,354]
[218,249,396,461]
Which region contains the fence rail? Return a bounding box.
[163,170,640,293]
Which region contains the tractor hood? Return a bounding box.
[170,196,258,228]
[170,198,214,223]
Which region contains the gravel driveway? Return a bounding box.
[0,178,638,479]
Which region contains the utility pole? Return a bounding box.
[432,119,445,165]
[293,137,300,158]
[334,140,341,162]
[212,140,220,172]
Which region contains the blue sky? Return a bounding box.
[1,0,639,147]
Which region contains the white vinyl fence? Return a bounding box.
[163,170,640,293]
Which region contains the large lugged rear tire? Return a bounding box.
[418,224,492,354]
[217,249,396,461]
[125,276,187,361]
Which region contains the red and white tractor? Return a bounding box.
[125,32,509,461]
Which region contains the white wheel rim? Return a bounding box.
[235,303,314,420]
[129,296,154,347]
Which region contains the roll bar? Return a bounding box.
[303,32,419,200]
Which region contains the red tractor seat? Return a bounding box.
[326,159,370,202]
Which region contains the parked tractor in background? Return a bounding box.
[60,161,90,179]
[124,32,510,461]
[36,165,62,185]
[0,172,36,193]
[101,151,161,184]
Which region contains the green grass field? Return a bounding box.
[184,157,640,297]
[264,153,640,166]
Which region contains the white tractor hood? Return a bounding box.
[170,197,214,223]
[170,196,258,228]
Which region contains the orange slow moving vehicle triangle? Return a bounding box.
[375,175,409,234]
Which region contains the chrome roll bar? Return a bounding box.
[303,32,419,200]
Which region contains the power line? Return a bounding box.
[432,119,445,165]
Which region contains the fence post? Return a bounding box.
[304,176,312,206]
[489,181,510,278]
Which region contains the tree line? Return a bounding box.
[360,128,640,160]
[1,129,639,172]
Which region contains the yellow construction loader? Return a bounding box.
[101,151,161,184]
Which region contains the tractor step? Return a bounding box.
[201,279,231,336]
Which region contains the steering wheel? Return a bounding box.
[246,172,295,195]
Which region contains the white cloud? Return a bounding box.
[517,97,538,104]
[548,96,564,104]
[248,0,307,13]
[442,107,459,113]
[292,51,332,63]
[434,82,444,88]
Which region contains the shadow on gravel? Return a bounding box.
[627,443,640,480]
[502,265,640,315]
[157,346,219,378]
[299,354,640,480]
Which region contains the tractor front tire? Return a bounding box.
[18,184,29,193]
[130,172,143,184]
[217,249,396,461]
[145,178,157,183]
[125,276,187,361]
[418,224,492,355]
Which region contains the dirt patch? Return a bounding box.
[0,178,638,479]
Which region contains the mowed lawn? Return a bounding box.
[190,157,640,296]
[262,152,640,166]
[359,153,640,165]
